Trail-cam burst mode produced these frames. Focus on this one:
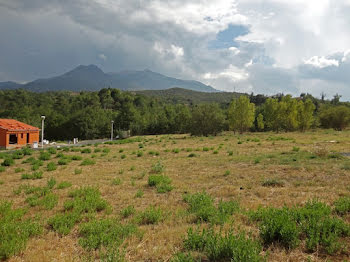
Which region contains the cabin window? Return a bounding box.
[9,134,18,144]
[21,133,24,139]
[27,133,30,143]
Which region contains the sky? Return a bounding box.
[0,0,350,100]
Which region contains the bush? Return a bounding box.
[135,189,144,198]
[47,162,57,171]
[74,168,82,175]
[80,159,96,166]
[14,167,25,173]
[47,177,56,189]
[47,147,57,154]
[39,151,51,161]
[150,161,165,174]
[183,228,263,262]
[112,178,122,185]
[57,181,72,189]
[183,192,239,224]
[120,205,136,218]
[2,158,14,166]
[48,212,81,235]
[250,200,350,254]
[21,171,43,180]
[319,105,350,131]
[78,219,137,250]
[64,187,108,214]
[22,147,33,156]
[333,197,350,216]
[136,206,164,225]
[148,174,173,193]
[12,151,24,159]
[70,155,83,161]
[0,201,42,260]
[261,179,284,187]
[81,148,92,154]
[137,151,143,157]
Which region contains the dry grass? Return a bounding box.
[0,129,349,261]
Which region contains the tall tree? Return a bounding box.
[297,98,315,132]
[228,96,255,133]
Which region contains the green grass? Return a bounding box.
[57,181,72,189]
[136,205,164,225]
[78,218,137,250]
[47,177,56,189]
[2,158,14,166]
[47,212,81,235]
[120,205,136,218]
[14,167,25,173]
[135,189,144,198]
[39,151,51,161]
[183,192,239,225]
[0,201,42,260]
[21,171,43,180]
[148,174,173,193]
[262,178,285,187]
[80,159,96,166]
[150,161,165,174]
[183,227,263,262]
[74,168,83,175]
[112,178,122,185]
[250,200,350,254]
[47,162,57,171]
[334,197,350,215]
[0,166,5,172]
[58,158,70,165]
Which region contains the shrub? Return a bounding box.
[94,148,102,153]
[47,162,57,171]
[262,179,285,187]
[22,147,33,156]
[102,148,110,154]
[333,197,350,216]
[14,167,25,173]
[12,151,24,159]
[188,153,197,157]
[78,219,137,250]
[173,148,180,154]
[64,187,108,214]
[148,174,173,193]
[183,228,263,262]
[81,148,92,154]
[135,190,144,198]
[58,158,70,165]
[0,201,42,260]
[70,155,83,161]
[137,151,143,157]
[224,170,231,176]
[48,212,81,235]
[80,159,96,166]
[2,158,14,166]
[74,168,82,175]
[120,205,136,218]
[112,178,122,185]
[47,177,56,189]
[39,151,51,161]
[202,147,209,152]
[121,154,126,159]
[31,164,40,171]
[136,206,164,225]
[47,147,57,154]
[250,200,350,254]
[228,151,233,156]
[40,193,59,210]
[21,171,43,180]
[57,181,72,189]
[150,161,165,174]
[292,146,300,152]
[183,192,239,224]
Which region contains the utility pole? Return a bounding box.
[111,120,114,141]
[41,115,45,148]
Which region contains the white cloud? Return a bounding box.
[228,46,240,55]
[98,53,107,61]
[304,56,339,68]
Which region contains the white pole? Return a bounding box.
[41,116,45,148]
[111,120,114,141]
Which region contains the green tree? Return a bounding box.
[319,105,350,131]
[256,113,264,131]
[190,103,225,136]
[228,96,255,133]
[297,98,315,132]
[262,98,280,132]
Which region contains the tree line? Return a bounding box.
[0,88,349,140]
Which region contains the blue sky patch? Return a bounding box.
[209,24,250,49]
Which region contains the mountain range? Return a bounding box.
[0,65,217,93]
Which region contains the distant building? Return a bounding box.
[0,119,40,149]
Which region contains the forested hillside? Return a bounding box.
[0,88,349,141]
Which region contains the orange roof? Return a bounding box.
[0,119,39,131]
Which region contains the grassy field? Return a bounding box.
[0,130,349,262]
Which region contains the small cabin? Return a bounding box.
[0,119,40,149]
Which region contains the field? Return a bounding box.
[0,130,350,262]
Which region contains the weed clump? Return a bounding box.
[78,219,137,250]
[39,151,51,161]
[183,192,239,225]
[21,171,43,180]
[80,158,96,166]
[120,205,136,218]
[334,197,350,216]
[261,179,285,187]
[183,228,263,262]
[47,162,57,171]
[136,205,164,225]
[148,174,173,193]
[0,201,42,260]
[57,181,72,189]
